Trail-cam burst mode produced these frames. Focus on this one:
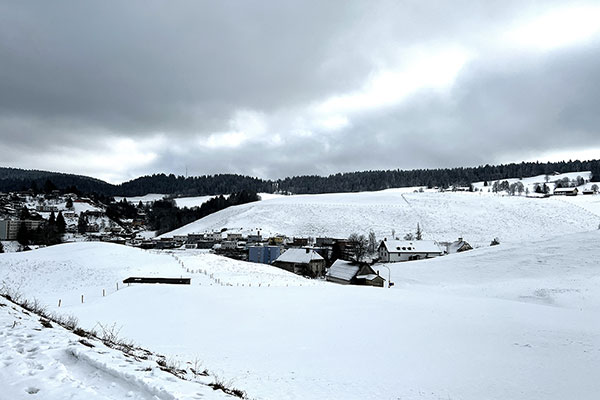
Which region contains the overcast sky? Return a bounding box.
[1,1,599,183]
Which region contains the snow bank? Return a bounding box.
[0,296,231,399]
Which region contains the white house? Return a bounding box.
[378,239,443,262]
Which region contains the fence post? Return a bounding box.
[58,299,61,307]
[103,289,105,297]
[81,295,84,304]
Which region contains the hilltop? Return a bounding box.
[161,172,600,246]
[2,159,599,197]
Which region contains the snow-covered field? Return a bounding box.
[0,296,233,399]
[1,229,600,399]
[116,193,281,209]
[472,171,593,193]
[114,193,166,204]
[162,189,600,246]
[172,195,215,208]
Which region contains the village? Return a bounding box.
[0,187,471,287]
[1,173,599,288]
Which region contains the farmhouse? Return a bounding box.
[444,238,473,254]
[325,259,360,284]
[326,259,386,287]
[378,239,443,262]
[355,266,386,288]
[553,187,578,196]
[273,248,326,277]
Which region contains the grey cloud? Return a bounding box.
[0,1,598,182]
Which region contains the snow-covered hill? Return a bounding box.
[161,188,600,246]
[1,234,600,399]
[0,242,310,307]
[382,230,600,310]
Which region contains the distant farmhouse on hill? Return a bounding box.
[378,239,443,262]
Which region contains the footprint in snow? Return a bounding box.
[25,387,40,395]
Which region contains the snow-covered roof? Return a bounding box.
[554,187,578,193]
[356,274,383,281]
[381,240,442,254]
[326,259,360,281]
[275,248,324,264]
[447,240,470,254]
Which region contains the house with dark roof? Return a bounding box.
[378,239,443,262]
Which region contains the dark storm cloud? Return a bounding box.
[0,0,372,133]
[0,0,598,182]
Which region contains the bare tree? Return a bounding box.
[348,233,368,262]
[368,230,377,253]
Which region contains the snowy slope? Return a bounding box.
[0,242,313,307]
[161,190,600,246]
[173,251,320,287]
[173,195,215,208]
[380,230,600,310]
[473,171,593,193]
[0,296,233,399]
[1,234,600,399]
[0,242,184,307]
[114,194,166,204]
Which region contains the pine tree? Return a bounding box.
[56,211,66,234]
[20,207,31,220]
[16,223,29,246]
[416,223,423,240]
[0,241,4,253]
[78,215,88,234]
[65,197,74,209]
[48,211,56,225]
[43,179,57,194]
